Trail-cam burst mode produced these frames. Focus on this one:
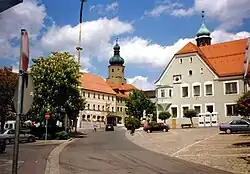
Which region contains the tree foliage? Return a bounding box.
[183,109,197,127]
[158,111,171,123]
[0,67,18,132]
[235,91,250,117]
[125,89,156,119]
[124,116,141,130]
[29,52,86,130]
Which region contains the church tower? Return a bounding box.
[106,39,126,85]
[196,11,212,47]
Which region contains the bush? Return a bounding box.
[125,117,141,130]
[55,131,71,140]
[40,133,52,140]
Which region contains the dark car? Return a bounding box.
[219,119,250,134]
[0,138,6,153]
[105,124,114,131]
[143,123,170,133]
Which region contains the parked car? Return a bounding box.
[219,119,250,134]
[105,124,114,131]
[0,129,36,145]
[143,123,170,133]
[0,138,6,153]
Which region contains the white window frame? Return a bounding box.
[181,104,190,118]
[223,80,239,95]
[192,82,201,97]
[192,104,202,114]
[181,83,190,98]
[204,81,214,97]
[170,105,179,119]
[159,88,166,98]
[205,103,215,113]
[224,103,238,117]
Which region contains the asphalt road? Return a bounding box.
[0,142,57,174]
[59,128,233,174]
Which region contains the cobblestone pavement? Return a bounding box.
[126,127,250,174]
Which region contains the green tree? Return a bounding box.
[30,52,86,132]
[0,67,18,132]
[235,91,250,117]
[183,109,197,127]
[125,89,155,119]
[124,116,141,130]
[158,111,171,124]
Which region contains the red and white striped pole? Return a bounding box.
[12,29,30,174]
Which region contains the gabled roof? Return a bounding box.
[155,38,249,84]
[81,73,116,95]
[107,82,137,98]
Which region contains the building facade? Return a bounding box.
[155,20,250,128]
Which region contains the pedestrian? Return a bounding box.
[130,125,135,136]
[92,123,97,132]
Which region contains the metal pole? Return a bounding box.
[12,31,25,174]
[45,119,48,143]
[76,0,86,66]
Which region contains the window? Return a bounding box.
[93,93,95,98]
[226,104,237,116]
[82,91,85,97]
[189,70,192,76]
[102,105,104,111]
[225,82,238,94]
[182,107,189,115]
[112,69,114,72]
[168,89,172,97]
[112,107,114,112]
[88,92,90,98]
[120,107,123,112]
[200,68,203,74]
[171,107,177,118]
[173,75,181,84]
[160,89,165,98]
[108,96,110,100]
[190,57,192,63]
[179,58,182,64]
[194,106,201,114]
[193,85,201,96]
[102,95,104,99]
[87,104,90,109]
[182,87,189,97]
[98,94,100,99]
[98,105,100,110]
[112,96,114,101]
[205,84,213,96]
[93,104,95,110]
[117,107,119,112]
[206,105,214,113]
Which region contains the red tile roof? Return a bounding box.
[176,38,248,77]
[107,82,137,98]
[81,73,116,95]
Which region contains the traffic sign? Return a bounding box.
[13,73,34,115]
[21,29,29,72]
[45,113,50,120]
[0,0,23,13]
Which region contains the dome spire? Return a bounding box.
[113,37,120,56]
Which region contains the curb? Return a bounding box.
[44,138,76,174]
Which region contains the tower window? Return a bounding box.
[112,69,114,72]
[189,70,192,76]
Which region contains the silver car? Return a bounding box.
[219,119,250,134]
[0,129,36,145]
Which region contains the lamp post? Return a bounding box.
[76,0,87,67]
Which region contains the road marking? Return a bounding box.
[177,154,250,157]
[171,133,218,157]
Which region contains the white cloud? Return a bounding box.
[127,76,155,90]
[146,0,250,30]
[0,0,46,59]
[89,2,119,16]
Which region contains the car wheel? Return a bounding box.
[28,137,34,142]
[163,128,167,132]
[4,139,10,145]
[225,129,232,134]
[147,130,151,133]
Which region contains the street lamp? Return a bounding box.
[76,0,87,67]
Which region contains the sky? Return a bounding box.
[1,0,250,90]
